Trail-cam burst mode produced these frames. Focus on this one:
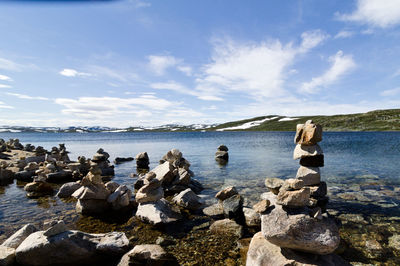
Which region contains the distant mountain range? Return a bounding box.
[0,109,399,133]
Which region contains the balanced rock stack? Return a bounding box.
[215,144,229,163]
[135,152,149,170]
[92,148,115,176]
[247,121,344,265]
[0,138,7,152]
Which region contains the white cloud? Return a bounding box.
[300,50,356,94]
[334,30,355,39]
[194,30,328,100]
[0,57,22,71]
[128,0,151,8]
[380,87,400,96]
[0,74,12,81]
[147,55,192,76]
[59,68,91,77]
[6,92,50,101]
[0,84,12,89]
[338,0,400,28]
[0,101,13,109]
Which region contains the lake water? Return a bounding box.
[0,131,399,264]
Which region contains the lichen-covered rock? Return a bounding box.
[261,205,340,255]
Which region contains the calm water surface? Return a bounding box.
[0,131,399,263]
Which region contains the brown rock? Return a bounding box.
[294,120,322,146]
[293,144,323,160]
[264,177,284,195]
[215,186,238,201]
[277,187,310,208]
[252,199,270,213]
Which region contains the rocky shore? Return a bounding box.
[0,133,399,265]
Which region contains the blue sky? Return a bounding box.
[0,0,400,127]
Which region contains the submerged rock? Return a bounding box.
[118,244,178,266]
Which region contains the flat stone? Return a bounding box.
[210,219,243,238]
[43,221,67,237]
[293,144,323,160]
[203,203,224,219]
[281,178,304,190]
[246,232,349,266]
[261,205,340,255]
[135,186,164,204]
[265,177,284,195]
[277,187,310,208]
[1,224,37,249]
[296,166,321,186]
[136,199,182,225]
[252,199,270,213]
[300,155,324,167]
[215,186,238,201]
[172,188,203,210]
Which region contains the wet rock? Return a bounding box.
[217,145,228,152]
[300,154,324,167]
[46,170,73,183]
[215,186,238,201]
[0,168,14,183]
[222,194,243,220]
[24,180,53,198]
[243,207,261,227]
[118,244,178,266]
[76,199,110,214]
[246,232,349,266]
[215,151,229,161]
[15,230,129,265]
[210,219,243,238]
[203,203,224,219]
[252,199,270,213]
[1,224,37,249]
[136,199,182,225]
[114,157,133,164]
[277,187,310,208]
[172,188,203,210]
[293,144,323,160]
[265,177,284,195]
[296,166,321,186]
[188,179,204,194]
[56,182,82,198]
[135,152,149,169]
[0,246,15,266]
[294,120,322,146]
[261,204,340,255]
[14,170,34,182]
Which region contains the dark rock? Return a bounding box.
[114,157,134,164]
[299,154,324,167]
[222,194,244,221]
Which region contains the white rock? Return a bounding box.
[293,144,323,160]
[0,246,15,266]
[136,199,182,225]
[296,166,321,186]
[1,224,37,249]
[172,188,203,210]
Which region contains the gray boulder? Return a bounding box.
[203,203,224,219]
[172,188,203,210]
[296,166,321,186]
[152,161,175,186]
[56,182,82,198]
[15,230,129,265]
[1,224,37,249]
[261,205,340,255]
[223,194,244,220]
[246,232,350,266]
[136,199,182,225]
[243,207,261,227]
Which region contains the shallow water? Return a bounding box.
[0,131,399,264]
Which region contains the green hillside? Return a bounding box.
[208,109,400,131]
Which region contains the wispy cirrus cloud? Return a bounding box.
[0,101,13,109]
[59,68,92,77]
[147,55,192,76]
[299,50,356,94]
[380,87,400,96]
[337,0,400,28]
[0,84,12,89]
[6,92,50,101]
[0,74,12,81]
[334,30,355,39]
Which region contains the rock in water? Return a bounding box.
[261,205,340,255]
[246,232,350,266]
[136,199,182,225]
[1,224,37,249]
[56,182,82,198]
[215,186,238,201]
[118,245,178,266]
[15,230,129,265]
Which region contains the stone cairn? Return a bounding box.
[247,120,344,265]
[134,149,204,225]
[215,144,229,164]
[135,152,150,170]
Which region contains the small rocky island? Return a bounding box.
[0,125,352,265]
